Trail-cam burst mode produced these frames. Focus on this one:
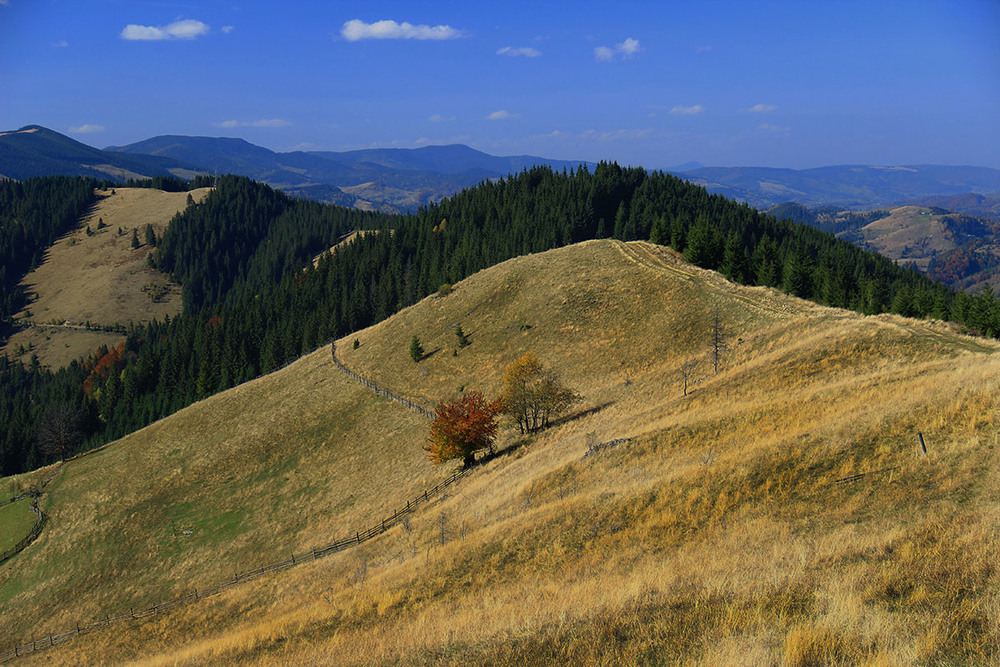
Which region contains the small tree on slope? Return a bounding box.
[500,351,580,434]
[410,335,424,362]
[426,391,503,468]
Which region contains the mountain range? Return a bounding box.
[106,135,597,211]
[3,125,1000,214]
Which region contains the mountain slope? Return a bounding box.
[0,126,194,181]
[767,202,1000,292]
[3,240,999,665]
[1,186,213,368]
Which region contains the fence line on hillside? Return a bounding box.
[0,462,470,663]
[331,342,436,419]
[0,503,45,567]
[0,338,449,662]
[2,460,65,567]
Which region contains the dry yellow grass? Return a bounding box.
[859,205,967,271]
[4,240,1000,665]
[1,187,211,368]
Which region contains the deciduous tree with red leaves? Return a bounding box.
[426,390,503,468]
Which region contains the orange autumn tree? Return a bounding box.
[426,390,503,468]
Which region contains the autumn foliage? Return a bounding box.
[426,390,503,467]
[500,351,580,434]
[82,341,131,397]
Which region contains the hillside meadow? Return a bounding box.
[2,240,999,665]
[1,187,211,369]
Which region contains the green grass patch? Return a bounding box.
[0,499,38,553]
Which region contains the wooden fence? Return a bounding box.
[331,342,436,419]
[0,502,45,567]
[0,457,469,663]
[0,339,452,662]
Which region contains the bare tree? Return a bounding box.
[710,306,728,374]
[35,402,85,459]
[681,360,697,397]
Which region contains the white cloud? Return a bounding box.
[745,103,777,113]
[0,1,9,6]
[695,45,712,53]
[68,124,105,134]
[486,110,519,121]
[595,37,641,62]
[757,123,790,133]
[594,46,615,62]
[579,128,651,142]
[497,46,541,58]
[340,19,465,41]
[52,40,68,48]
[120,19,210,41]
[428,114,456,122]
[618,38,641,56]
[670,105,705,115]
[221,25,234,34]
[215,119,291,128]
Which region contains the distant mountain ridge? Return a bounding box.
[0,125,194,181]
[107,135,596,211]
[4,125,1000,215]
[677,164,1000,209]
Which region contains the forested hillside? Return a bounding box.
[0,177,96,328]
[4,165,1000,476]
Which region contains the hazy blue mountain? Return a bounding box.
[678,164,1000,209]
[309,143,593,175]
[108,136,596,211]
[7,125,1000,216]
[0,125,192,181]
[910,193,1000,221]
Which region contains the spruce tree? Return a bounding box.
[455,324,470,349]
[410,335,424,362]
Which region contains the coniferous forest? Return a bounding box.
[3,166,1000,475]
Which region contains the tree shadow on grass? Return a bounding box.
[418,347,442,362]
[548,401,615,428]
[468,402,616,469]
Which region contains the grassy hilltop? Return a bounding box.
[3,239,1000,665]
[2,187,212,368]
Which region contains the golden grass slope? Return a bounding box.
[3,240,1000,665]
[1,187,212,368]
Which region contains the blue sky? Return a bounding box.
[1,0,997,169]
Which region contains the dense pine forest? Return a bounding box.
[3,166,1000,476]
